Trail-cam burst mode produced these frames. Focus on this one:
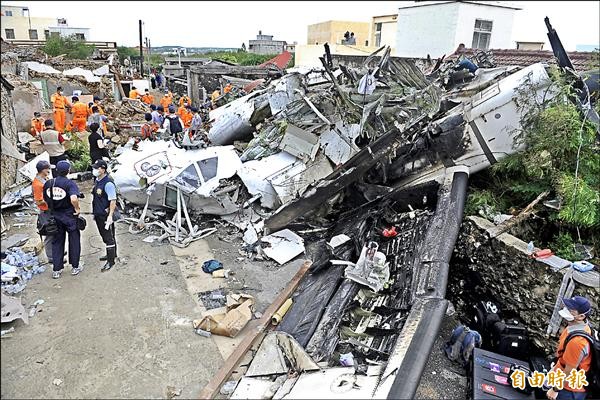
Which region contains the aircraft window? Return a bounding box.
[176,164,201,188]
[197,157,218,181]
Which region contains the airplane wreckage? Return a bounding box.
[106,19,598,399]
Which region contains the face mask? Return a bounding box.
[559,307,575,321]
[92,168,100,177]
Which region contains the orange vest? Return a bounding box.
[160,96,172,111]
[31,118,44,134]
[179,96,190,107]
[142,94,154,105]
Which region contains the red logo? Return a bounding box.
[482,384,497,394]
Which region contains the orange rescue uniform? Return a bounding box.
[223,84,233,94]
[160,96,172,113]
[178,96,191,107]
[178,106,193,128]
[555,323,593,393]
[50,93,72,133]
[71,102,89,132]
[129,89,140,99]
[141,94,154,105]
[30,117,44,137]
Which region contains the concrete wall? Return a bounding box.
[307,20,370,46]
[396,2,516,58]
[396,2,460,58]
[0,15,55,40]
[11,88,44,132]
[455,2,516,50]
[248,40,286,55]
[295,44,383,68]
[1,82,21,197]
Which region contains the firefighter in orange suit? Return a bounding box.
[50,86,72,133]
[70,96,89,132]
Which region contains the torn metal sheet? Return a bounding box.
[319,123,361,166]
[261,229,305,265]
[268,73,304,114]
[22,61,61,74]
[238,151,298,209]
[1,134,26,162]
[246,331,319,377]
[283,367,379,399]
[18,152,50,182]
[327,234,351,249]
[231,376,286,400]
[278,124,319,162]
[1,293,29,324]
[340,242,389,293]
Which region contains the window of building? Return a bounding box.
[44,30,50,39]
[29,29,38,40]
[5,10,13,16]
[75,33,85,40]
[374,22,383,47]
[472,19,493,50]
[5,29,15,39]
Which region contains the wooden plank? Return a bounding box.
[197,260,312,399]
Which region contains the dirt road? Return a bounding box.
[1,183,303,399]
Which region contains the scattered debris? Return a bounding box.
[166,386,182,399]
[260,229,305,265]
[197,288,228,310]
[1,292,28,324]
[193,294,254,337]
[52,379,63,387]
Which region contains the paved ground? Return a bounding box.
[0,182,304,399]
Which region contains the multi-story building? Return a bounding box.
[307,20,370,46]
[1,5,89,41]
[248,31,287,55]
[396,1,521,58]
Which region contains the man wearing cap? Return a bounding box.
[40,119,67,177]
[546,296,594,400]
[91,160,118,272]
[32,160,55,265]
[43,160,82,279]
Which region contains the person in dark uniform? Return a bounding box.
[91,159,118,272]
[42,160,82,279]
[88,122,110,164]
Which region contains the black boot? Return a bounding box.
[100,262,113,272]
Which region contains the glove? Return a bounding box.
[104,215,113,230]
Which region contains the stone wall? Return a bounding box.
[448,217,599,354]
[1,81,21,197]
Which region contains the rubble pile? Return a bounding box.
[1,247,45,295]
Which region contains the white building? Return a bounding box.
[396,1,520,58]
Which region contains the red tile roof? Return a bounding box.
[259,51,293,70]
[448,48,597,71]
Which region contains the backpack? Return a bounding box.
[444,324,482,367]
[563,327,600,395]
[167,115,183,134]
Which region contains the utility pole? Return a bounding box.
[138,19,144,77]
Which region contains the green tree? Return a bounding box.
[117,46,138,60]
[43,35,94,59]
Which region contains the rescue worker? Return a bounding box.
[42,160,82,279]
[160,90,172,114]
[223,82,233,94]
[91,159,119,272]
[50,86,72,133]
[178,94,191,107]
[178,102,193,129]
[151,105,164,126]
[70,96,89,132]
[545,296,594,400]
[32,160,55,265]
[140,113,158,141]
[162,105,184,137]
[87,102,94,117]
[92,96,105,114]
[40,119,67,175]
[30,112,44,137]
[88,122,110,163]
[129,86,140,100]
[141,88,154,105]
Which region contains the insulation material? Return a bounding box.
[21,61,61,74]
[246,332,319,377]
[62,67,101,83]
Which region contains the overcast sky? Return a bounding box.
[5,1,599,50]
